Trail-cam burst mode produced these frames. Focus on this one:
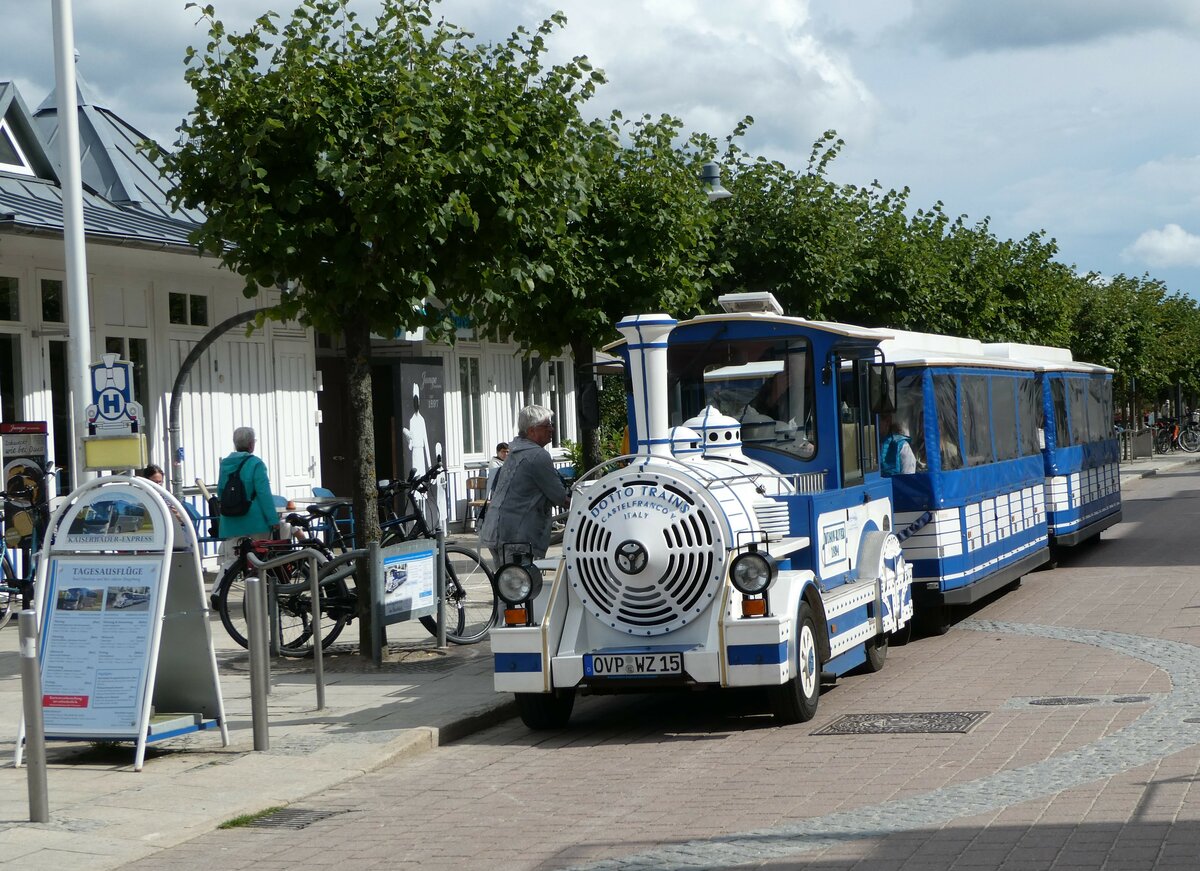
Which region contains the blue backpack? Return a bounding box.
[881,433,911,477]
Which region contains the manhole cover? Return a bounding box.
[812,711,988,735]
[1028,697,1100,707]
[242,808,346,830]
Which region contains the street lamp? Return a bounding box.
[700,161,732,203]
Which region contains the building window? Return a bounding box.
[0,333,21,422]
[0,276,17,321]
[459,356,483,454]
[169,292,209,326]
[41,278,64,323]
[0,120,34,177]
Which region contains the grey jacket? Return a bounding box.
[478,436,569,560]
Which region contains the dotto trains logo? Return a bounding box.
[589,484,692,523]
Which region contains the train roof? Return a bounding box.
[880,332,1112,374]
[602,310,894,354]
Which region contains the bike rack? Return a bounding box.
[246,546,341,712]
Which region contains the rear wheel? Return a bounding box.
[1181,427,1200,453]
[770,601,821,724]
[516,689,575,729]
[862,633,888,673]
[216,560,347,653]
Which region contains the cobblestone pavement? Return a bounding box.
[120,467,1200,870]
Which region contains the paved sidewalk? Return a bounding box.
[0,451,1196,870]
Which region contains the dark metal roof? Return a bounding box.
[0,71,206,250]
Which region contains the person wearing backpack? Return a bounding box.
[880,420,918,477]
[216,426,279,565]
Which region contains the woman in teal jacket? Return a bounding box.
[216,426,279,543]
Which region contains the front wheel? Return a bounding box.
[516,689,575,729]
[419,545,496,644]
[1181,428,1200,453]
[770,601,821,724]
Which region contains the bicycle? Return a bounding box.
[1,465,56,630]
[211,461,496,655]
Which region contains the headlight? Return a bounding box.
[495,562,543,606]
[730,549,777,595]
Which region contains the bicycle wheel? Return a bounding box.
[0,554,16,630]
[442,545,497,645]
[1180,427,1200,453]
[216,559,348,653]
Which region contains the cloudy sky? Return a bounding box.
[9,1,1200,300]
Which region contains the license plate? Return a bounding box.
[585,651,682,678]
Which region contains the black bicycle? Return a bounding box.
[211,462,496,654]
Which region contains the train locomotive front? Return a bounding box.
[491,308,914,729]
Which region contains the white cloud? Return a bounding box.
[1124,224,1200,268]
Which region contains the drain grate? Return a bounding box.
[812,711,988,736]
[1028,697,1100,707]
[243,808,346,830]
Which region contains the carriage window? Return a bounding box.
[1068,378,1088,445]
[892,372,926,469]
[962,376,992,466]
[1050,379,1069,449]
[991,377,1019,461]
[1018,378,1041,456]
[932,375,962,471]
[1089,378,1109,443]
[668,337,816,461]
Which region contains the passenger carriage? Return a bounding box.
[984,344,1121,548]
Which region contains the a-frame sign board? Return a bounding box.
[16,476,228,771]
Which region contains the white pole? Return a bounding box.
[51,0,94,486]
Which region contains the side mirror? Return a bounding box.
[578,378,600,429]
[869,363,897,414]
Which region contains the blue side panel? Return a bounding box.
[825,644,867,677]
[727,641,788,666]
[494,652,543,673]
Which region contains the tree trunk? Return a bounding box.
[571,337,602,471]
[344,315,380,658]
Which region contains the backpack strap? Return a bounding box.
[235,454,257,500]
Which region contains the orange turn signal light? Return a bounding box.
[504,607,528,626]
[741,598,767,618]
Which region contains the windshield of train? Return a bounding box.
[667,337,816,460]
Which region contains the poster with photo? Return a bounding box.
[396,360,447,532]
[39,556,163,736]
[1,421,49,547]
[380,544,436,621]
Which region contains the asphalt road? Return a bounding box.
[121,467,1200,871]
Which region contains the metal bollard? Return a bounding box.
[245,575,270,751]
[18,611,49,822]
[436,529,447,649]
[308,554,324,710]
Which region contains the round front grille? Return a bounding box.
[564,471,726,636]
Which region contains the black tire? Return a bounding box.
[915,604,952,637]
[216,559,348,653]
[1181,428,1200,453]
[0,554,16,630]
[770,601,821,724]
[516,689,575,729]
[862,633,888,673]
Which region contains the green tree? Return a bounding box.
[467,112,724,470]
[153,0,601,652]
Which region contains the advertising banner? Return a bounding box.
[396,359,447,531]
[1,421,49,547]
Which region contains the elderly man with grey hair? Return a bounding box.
[216,426,279,565]
[479,405,570,566]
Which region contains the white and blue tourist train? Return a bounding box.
[490,292,1119,728]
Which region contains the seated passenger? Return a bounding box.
[881,422,917,476]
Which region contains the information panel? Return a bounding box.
[40,556,162,735]
[380,541,437,622]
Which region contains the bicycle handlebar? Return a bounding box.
[378,458,444,499]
